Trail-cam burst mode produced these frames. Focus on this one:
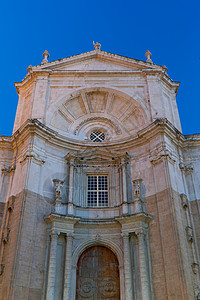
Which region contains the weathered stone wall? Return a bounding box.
[0,190,52,300]
[0,189,196,299]
[0,203,5,230]
[1,50,200,299]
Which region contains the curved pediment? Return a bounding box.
[66,148,130,163]
[47,87,149,142]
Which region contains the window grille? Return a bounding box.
[90,131,105,142]
[87,175,108,207]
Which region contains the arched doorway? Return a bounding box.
[76,245,120,299]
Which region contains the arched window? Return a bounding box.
[76,246,120,299]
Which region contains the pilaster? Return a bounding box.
[136,229,151,300]
[63,232,73,300]
[46,230,59,300]
[122,232,133,300]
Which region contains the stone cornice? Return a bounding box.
[0,136,12,149]
[34,50,163,71]
[8,118,200,154]
[14,50,179,92]
[14,68,178,96]
[116,212,154,233]
[14,71,51,95]
[44,213,80,224]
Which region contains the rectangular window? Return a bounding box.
[87,175,108,207]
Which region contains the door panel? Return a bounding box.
[76,246,120,300]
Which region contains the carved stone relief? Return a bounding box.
[49,88,148,140]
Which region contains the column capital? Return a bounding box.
[51,230,59,237]
[65,232,74,239]
[121,232,130,238]
[135,228,147,237]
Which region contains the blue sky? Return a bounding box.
[0,0,199,136]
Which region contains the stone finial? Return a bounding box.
[93,41,101,52]
[27,65,33,74]
[145,50,153,63]
[42,50,50,64]
[162,65,168,72]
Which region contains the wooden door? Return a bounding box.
[76,246,120,300]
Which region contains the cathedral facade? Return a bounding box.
[0,44,200,299]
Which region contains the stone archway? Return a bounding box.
[47,87,149,141]
[76,246,120,300]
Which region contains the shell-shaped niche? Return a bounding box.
[49,88,149,142]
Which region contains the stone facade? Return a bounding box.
[0,46,200,299]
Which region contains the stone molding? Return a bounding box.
[1,164,16,174]
[10,117,199,152]
[71,238,124,268]
[179,162,194,174]
[20,150,45,166]
[150,148,176,165]
[74,116,122,135]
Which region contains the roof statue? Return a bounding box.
[93,41,101,52]
[1,47,199,300]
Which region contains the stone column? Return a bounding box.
[46,231,58,300]
[71,265,77,300]
[122,158,128,203]
[68,159,74,215]
[63,233,73,299]
[119,265,125,300]
[122,233,133,300]
[137,230,150,300]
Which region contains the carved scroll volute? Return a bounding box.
[132,179,146,213]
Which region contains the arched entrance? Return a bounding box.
[76,245,120,299]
